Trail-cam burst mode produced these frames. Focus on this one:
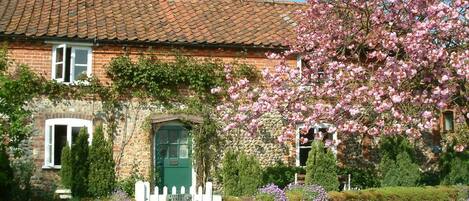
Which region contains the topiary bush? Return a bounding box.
[71,128,90,197]
[60,145,72,188]
[88,125,116,197]
[305,141,339,192]
[221,150,262,196]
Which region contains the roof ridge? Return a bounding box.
[167,0,307,6]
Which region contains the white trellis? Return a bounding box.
[135,181,222,201]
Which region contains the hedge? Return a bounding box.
[328,186,469,201]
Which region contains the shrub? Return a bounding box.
[285,184,328,201]
[10,150,35,201]
[88,125,116,197]
[116,167,144,197]
[255,193,275,201]
[305,141,339,191]
[328,186,468,201]
[443,157,469,185]
[0,148,14,200]
[380,152,420,187]
[221,150,262,196]
[71,128,90,197]
[338,166,380,189]
[60,145,72,188]
[109,189,132,201]
[261,161,299,189]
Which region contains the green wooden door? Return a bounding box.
[155,125,192,190]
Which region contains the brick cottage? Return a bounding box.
[0,0,315,193]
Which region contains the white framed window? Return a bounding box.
[296,123,338,167]
[297,55,325,84]
[51,44,92,83]
[43,118,93,169]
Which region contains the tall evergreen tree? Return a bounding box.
[88,125,116,197]
[71,128,89,197]
[305,141,339,192]
[60,145,72,188]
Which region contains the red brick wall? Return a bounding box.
[4,40,296,84]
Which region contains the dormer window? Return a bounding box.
[52,44,92,83]
[443,110,454,132]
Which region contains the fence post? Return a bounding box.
[151,186,159,201]
[181,186,186,194]
[205,182,213,201]
[135,181,149,201]
[161,186,168,201]
[197,186,203,201]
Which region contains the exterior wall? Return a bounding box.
[3,39,296,192]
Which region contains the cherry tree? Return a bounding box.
[214,0,468,151]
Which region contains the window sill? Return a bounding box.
[52,80,90,86]
[42,165,61,170]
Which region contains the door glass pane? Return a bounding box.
[56,47,64,62]
[158,145,168,159]
[169,130,178,144]
[54,125,67,165]
[71,127,81,145]
[180,145,188,158]
[75,49,88,64]
[48,125,53,164]
[180,130,188,144]
[55,64,63,79]
[159,130,168,144]
[169,145,178,158]
[73,65,88,80]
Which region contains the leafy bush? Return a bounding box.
[221,150,262,196]
[60,145,72,188]
[338,166,380,189]
[71,128,90,197]
[261,161,299,189]
[328,186,469,201]
[88,125,116,197]
[116,167,144,197]
[10,150,35,201]
[440,147,469,185]
[285,184,328,201]
[305,141,339,191]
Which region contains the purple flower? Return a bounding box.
[286,183,328,201]
[259,184,287,201]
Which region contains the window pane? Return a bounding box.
[169,130,178,144]
[299,147,311,166]
[444,111,454,131]
[73,65,88,80]
[48,125,53,164]
[75,49,88,64]
[179,145,188,158]
[180,130,188,144]
[158,145,167,159]
[302,128,315,146]
[54,125,67,165]
[71,127,81,145]
[55,64,63,79]
[56,47,64,62]
[169,145,178,158]
[158,130,168,144]
[65,48,71,82]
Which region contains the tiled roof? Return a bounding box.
[0,0,305,48]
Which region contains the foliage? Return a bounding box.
[440,145,469,185]
[192,107,223,187]
[60,145,72,188]
[258,184,287,201]
[10,148,35,201]
[71,128,90,197]
[305,141,339,192]
[116,166,144,197]
[221,150,262,196]
[261,161,300,189]
[379,137,420,187]
[0,148,14,200]
[328,186,469,201]
[255,193,275,201]
[338,166,380,189]
[216,0,469,152]
[108,189,132,201]
[88,125,116,197]
[285,184,328,201]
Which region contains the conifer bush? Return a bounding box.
[221,150,262,196]
[71,128,90,197]
[88,125,116,197]
[60,145,72,188]
[305,141,339,192]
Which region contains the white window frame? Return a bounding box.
[51,44,92,84]
[43,118,93,169]
[295,123,338,167]
[297,55,325,85]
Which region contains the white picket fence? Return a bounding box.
[135,181,222,201]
